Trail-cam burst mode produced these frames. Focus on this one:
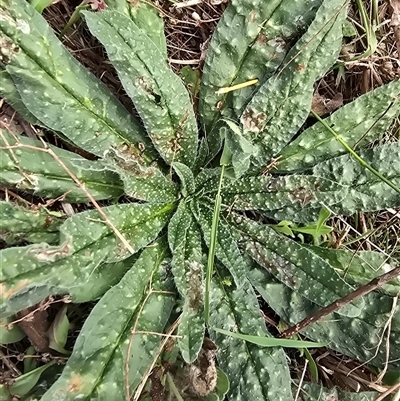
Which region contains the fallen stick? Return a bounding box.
[280,265,400,339]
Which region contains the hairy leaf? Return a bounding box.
[232,215,365,318]
[168,202,205,363]
[0,201,63,245]
[304,246,400,296]
[240,0,347,168]
[105,0,167,58]
[172,162,196,197]
[41,240,176,401]
[199,0,324,133]
[221,174,346,212]
[0,203,173,316]
[249,264,400,369]
[0,67,41,125]
[0,130,124,202]
[84,10,198,167]
[313,142,400,214]
[0,0,151,157]
[278,79,400,171]
[209,270,293,401]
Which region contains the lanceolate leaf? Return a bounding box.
[221,174,346,212]
[0,201,63,245]
[232,215,365,318]
[248,263,400,369]
[240,0,347,168]
[278,79,400,172]
[313,142,400,214]
[0,67,41,125]
[304,245,400,296]
[105,0,167,58]
[41,240,176,401]
[0,130,124,202]
[172,162,196,197]
[0,0,151,157]
[0,203,173,316]
[209,270,293,401]
[168,202,205,363]
[199,0,324,133]
[84,10,198,167]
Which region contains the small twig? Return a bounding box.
[174,0,202,8]
[125,273,174,401]
[169,58,201,65]
[280,265,400,338]
[294,360,308,401]
[374,381,400,401]
[132,317,181,401]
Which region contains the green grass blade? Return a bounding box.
[213,328,327,348]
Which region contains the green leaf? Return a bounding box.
[313,142,400,214]
[297,382,379,401]
[0,316,26,344]
[304,245,400,297]
[199,0,324,133]
[0,130,124,202]
[213,328,327,348]
[172,162,196,197]
[240,0,347,168]
[277,79,400,172]
[0,201,63,245]
[41,240,176,401]
[24,346,37,373]
[168,202,205,363]
[30,0,53,13]
[214,368,230,400]
[84,10,198,167]
[209,270,293,401]
[105,0,167,58]
[222,119,257,179]
[0,203,173,316]
[233,215,365,318]
[221,174,346,213]
[104,144,177,203]
[47,305,70,354]
[180,66,201,98]
[0,67,42,125]
[0,0,152,158]
[248,263,400,369]
[0,361,56,400]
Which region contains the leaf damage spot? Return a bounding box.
[241,108,266,133]
[0,280,31,299]
[256,34,268,45]
[30,238,72,262]
[0,36,19,65]
[289,186,315,205]
[186,261,203,311]
[106,143,156,179]
[67,373,84,393]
